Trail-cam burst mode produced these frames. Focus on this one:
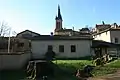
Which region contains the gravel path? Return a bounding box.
[89,70,120,80]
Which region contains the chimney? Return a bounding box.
[72,27,74,36]
[50,32,53,36]
[73,27,74,31]
[102,21,105,25]
[114,23,117,29]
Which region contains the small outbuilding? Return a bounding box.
[30,35,93,59]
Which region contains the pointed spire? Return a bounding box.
[58,4,60,10]
[57,4,62,20]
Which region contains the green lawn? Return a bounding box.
[53,60,92,80]
[1,59,120,80]
[92,59,120,76]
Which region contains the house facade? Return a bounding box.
[30,36,93,59]
[92,22,120,44]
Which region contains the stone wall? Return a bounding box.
[0,52,31,70]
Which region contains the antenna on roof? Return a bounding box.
[72,27,74,31]
[102,21,105,25]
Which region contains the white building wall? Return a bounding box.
[31,40,92,59]
[94,31,111,42]
[94,30,120,44]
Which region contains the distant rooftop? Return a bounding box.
[28,35,93,41]
[17,30,41,36]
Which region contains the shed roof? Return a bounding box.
[92,40,120,48]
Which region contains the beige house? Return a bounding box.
[92,22,120,58]
[92,22,120,44]
[30,35,93,59]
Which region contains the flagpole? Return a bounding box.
[8,28,11,53]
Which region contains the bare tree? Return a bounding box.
[85,25,93,32]
[0,21,11,37]
[85,25,88,28]
[12,31,17,36]
[88,27,93,32]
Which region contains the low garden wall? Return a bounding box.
[0,52,31,70]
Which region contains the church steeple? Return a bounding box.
[55,5,62,20]
[57,5,62,20]
[55,5,63,32]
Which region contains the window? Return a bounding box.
[59,45,64,52]
[48,45,53,51]
[115,37,118,43]
[94,35,97,38]
[99,34,101,37]
[71,45,76,52]
[58,22,60,28]
[56,22,58,27]
[29,42,31,48]
[106,32,107,35]
[17,43,24,47]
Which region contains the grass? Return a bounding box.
[92,59,120,76]
[53,60,92,80]
[1,59,120,80]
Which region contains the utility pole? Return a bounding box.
[8,28,11,53]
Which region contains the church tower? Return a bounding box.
[54,5,63,32]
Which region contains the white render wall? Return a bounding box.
[93,30,120,44]
[94,31,111,42]
[31,40,92,59]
